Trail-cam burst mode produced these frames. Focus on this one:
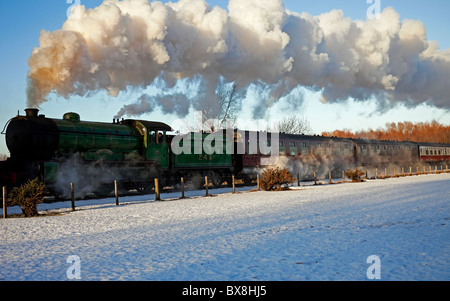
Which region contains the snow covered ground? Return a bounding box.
[1,173,449,281]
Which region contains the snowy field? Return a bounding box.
[1,173,449,282]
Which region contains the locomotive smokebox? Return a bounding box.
[6,109,59,160]
[25,108,39,118]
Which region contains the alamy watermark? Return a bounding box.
[170,111,280,164]
[366,255,381,279]
[66,255,81,280]
[66,0,82,19]
[367,0,381,20]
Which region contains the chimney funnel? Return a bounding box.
[25,108,39,118]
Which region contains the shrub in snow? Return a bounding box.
[9,178,46,217]
[345,169,366,182]
[260,168,294,191]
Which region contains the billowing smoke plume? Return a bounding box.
[27,0,450,118]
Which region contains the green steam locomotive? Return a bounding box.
[1,108,234,196]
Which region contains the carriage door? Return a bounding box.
[147,129,169,169]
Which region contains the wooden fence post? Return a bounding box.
[257,174,260,190]
[71,183,75,211]
[180,177,185,199]
[232,175,235,194]
[154,178,160,201]
[342,170,345,182]
[205,176,209,196]
[329,171,332,184]
[114,180,119,206]
[314,172,317,185]
[375,168,378,179]
[2,186,7,219]
[297,172,300,187]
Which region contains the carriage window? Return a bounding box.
[279,141,286,155]
[289,142,298,155]
[301,142,308,155]
[158,131,165,143]
[150,131,156,143]
[149,130,165,144]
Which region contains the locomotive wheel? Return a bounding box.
[223,171,233,187]
[208,171,222,188]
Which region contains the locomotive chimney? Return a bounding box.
[25,108,39,118]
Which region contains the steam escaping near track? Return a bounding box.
[27,0,450,118]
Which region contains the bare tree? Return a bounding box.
[269,115,312,135]
[191,83,242,132]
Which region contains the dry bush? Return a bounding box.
[260,168,295,191]
[345,169,366,182]
[9,178,46,217]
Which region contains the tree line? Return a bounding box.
[322,121,450,144]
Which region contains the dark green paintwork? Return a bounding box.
[52,119,141,160]
[172,133,233,168]
[46,116,231,182]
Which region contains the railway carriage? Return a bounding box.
[419,143,450,163]
[353,139,419,167]
[239,131,355,179]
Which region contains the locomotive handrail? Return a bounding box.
[1,118,12,135]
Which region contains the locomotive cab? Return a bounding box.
[121,120,173,169]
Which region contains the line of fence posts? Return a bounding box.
[11,165,450,216]
[362,164,450,180]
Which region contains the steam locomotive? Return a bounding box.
[1,108,449,196]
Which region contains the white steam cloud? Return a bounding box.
[27,0,450,118]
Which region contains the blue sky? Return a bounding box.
[0,0,449,155]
